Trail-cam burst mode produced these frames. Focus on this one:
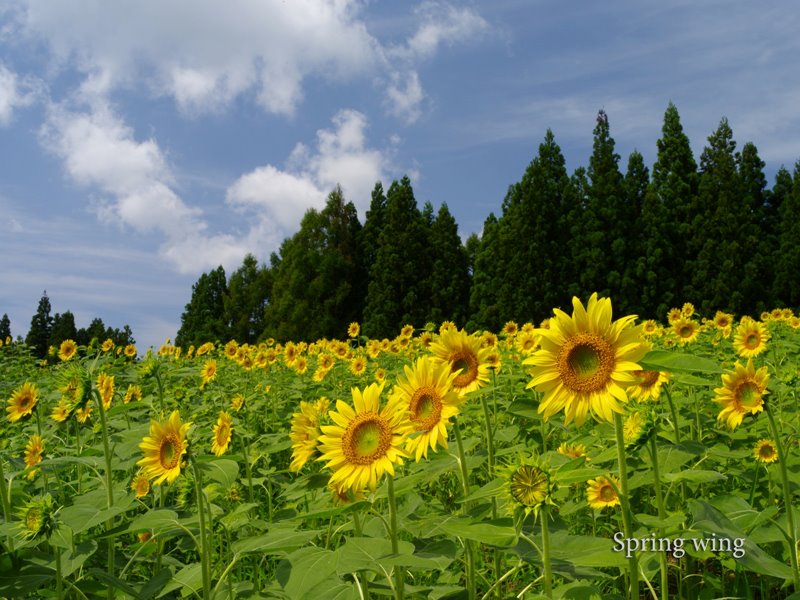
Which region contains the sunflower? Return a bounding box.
[101,338,114,353]
[50,399,71,422]
[418,332,433,348]
[294,355,308,375]
[623,410,654,448]
[375,368,387,383]
[481,331,498,348]
[58,339,78,361]
[681,302,695,318]
[347,322,360,338]
[515,331,539,355]
[502,457,554,518]
[524,294,647,427]
[7,382,39,422]
[641,320,659,336]
[733,318,770,358]
[124,384,142,404]
[557,442,589,461]
[317,382,408,491]
[224,340,238,359]
[17,495,56,541]
[586,475,621,509]
[312,367,330,382]
[211,410,233,456]
[628,370,669,402]
[350,356,367,377]
[429,329,492,396]
[76,400,93,423]
[289,397,329,472]
[137,411,192,485]
[392,357,461,461]
[96,372,115,409]
[714,359,769,430]
[713,311,733,329]
[400,324,415,338]
[131,471,151,498]
[230,394,245,412]
[24,434,44,470]
[753,439,778,464]
[667,308,682,324]
[196,342,213,357]
[200,359,217,387]
[672,317,700,345]
[502,321,519,337]
[439,321,457,335]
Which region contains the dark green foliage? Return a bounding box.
[50,311,78,348]
[773,162,800,306]
[264,186,365,341]
[25,291,53,358]
[363,176,431,337]
[0,313,10,340]
[468,213,502,330]
[425,203,470,326]
[225,254,272,344]
[176,266,230,347]
[622,150,649,315]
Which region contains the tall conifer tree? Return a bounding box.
[26,291,53,358]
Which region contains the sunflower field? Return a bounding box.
[1,296,799,600]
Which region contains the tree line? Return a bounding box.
[2,292,135,358]
[169,103,800,344]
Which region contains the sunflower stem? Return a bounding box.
[352,512,371,600]
[453,418,476,600]
[614,412,639,600]
[480,393,502,596]
[540,506,553,598]
[0,458,13,552]
[765,404,800,591]
[386,475,404,600]
[663,385,681,444]
[191,459,213,600]
[55,544,63,599]
[94,390,116,600]
[648,435,669,600]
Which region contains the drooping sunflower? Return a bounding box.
[211,410,233,456]
[200,359,217,387]
[714,359,769,430]
[733,318,770,358]
[347,322,360,338]
[289,397,329,472]
[76,400,93,423]
[586,475,621,509]
[628,370,670,402]
[101,338,114,353]
[524,293,647,427]
[50,398,71,423]
[392,357,461,461]
[17,495,56,541]
[753,439,778,464]
[230,394,245,412]
[557,442,589,461]
[429,329,492,397]
[59,339,78,361]
[137,411,192,485]
[317,382,408,492]
[124,384,142,404]
[671,317,700,345]
[24,434,44,470]
[131,471,151,498]
[96,372,115,409]
[7,382,39,423]
[623,410,654,449]
[400,324,415,338]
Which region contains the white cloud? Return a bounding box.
[18,0,380,116]
[385,70,424,123]
[227,109,388,223]
[396,1,490,61]
[0,63,38,124]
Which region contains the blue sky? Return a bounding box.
[1,1,798,349]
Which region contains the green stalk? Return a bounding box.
[352,512,371,600]
[55,545,63,599]
[480,393,502,596]
[386,475,404,600]
[649,435,669,600]
[765,405,800,591]
[540,507,553,598]
[663,386,681,443]
[0,458,13,552]
[95,391,116,600]
[191,460,213,600]
[614,412,639,599]
[453,418,476,600]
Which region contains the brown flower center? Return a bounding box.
[745,333,759,348]
[342,413,392,465]
[735,381,761,408]
[409,386,443,432]
[634,370,660,389]
[450,350,479,389]
[599,483,616,502]
[558,333,615,393]
[159,434,182,470]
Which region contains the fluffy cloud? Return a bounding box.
[227,109,387,225]
[0,63,38,124]
[11,0,488,120]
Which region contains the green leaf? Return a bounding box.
[507,397,539,420]
[663,470,726,484]
[640,350,723,373]
[128,509,181,534]
[426,516,518,547]
[0,564,53,596]
[335,536,412,575]
[196,457,239,488]
[548,531,628,568]
[59,540,98,578]
[88,569,143,599]
[635,513,685,530]
[279,547,343,600]
[158,563,203,598]
[232,528,320,555]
